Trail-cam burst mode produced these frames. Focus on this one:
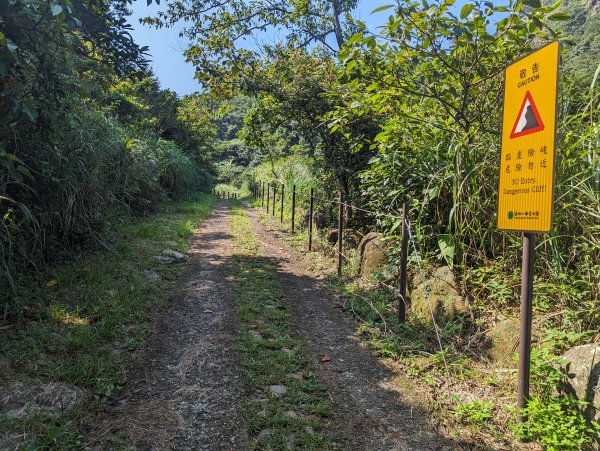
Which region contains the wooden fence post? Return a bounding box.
[261,182,265,207]
[272,185,276,217]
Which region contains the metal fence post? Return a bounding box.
[399,202,408,323]
[280,184,285,223]
[291,185,296,232]
[337,191,344,276]
[308,188,314,251]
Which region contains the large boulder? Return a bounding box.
[560,343,600,423]
[410,266,467,322]
[357,232,388,276]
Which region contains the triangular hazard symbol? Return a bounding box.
[510,91,544,139]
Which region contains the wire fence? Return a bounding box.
[215,182,450,377]
[248,180,450,376]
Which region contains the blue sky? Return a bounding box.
[127,1,391,96]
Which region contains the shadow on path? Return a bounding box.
[245,204,466,450]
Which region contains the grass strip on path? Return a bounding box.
[229,199,339,450]
[0,192,217,448]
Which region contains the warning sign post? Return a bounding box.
[497,41,561,427]
[498,41,560,233]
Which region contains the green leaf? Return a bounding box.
[523,0,542,7]
[547,12,570,20]
[22,105,38,122]
[50,3,63,16]
[371,5,394,13]
[460,4,474,18]
[437,234,456,268]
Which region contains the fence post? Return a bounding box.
[291,185,296,233]
[272,184,276,217]
[399,202,408,323]
[280,184,285,223]
[308,188,314,251]
[261,182,265,207]
[337,191,344,276]
[266,184,270,212]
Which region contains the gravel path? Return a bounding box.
[91,199,459,450]
[91,201,247,450]
[245,204,460,450]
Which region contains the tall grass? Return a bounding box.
[1,109,205,322]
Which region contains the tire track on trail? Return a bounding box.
[90,201,248,450]
[244,203,460,451]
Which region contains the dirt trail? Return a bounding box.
[91,201,247,450]
[245,204,458,450]
[91,200,457,450]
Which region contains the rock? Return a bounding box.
[144,269,161,281]
[313,210,329,229]
[326,229,339,245]
[344,229,363,250]
[410,266,467,322]
[162,250,187,261]
[249,330,262,341]
[560,343,600,423]
[483,318,520,367]
[269,385,287,396]
[257,429,271,443]
[357,232,388,276]
[153,250,187,265]
[153,255,175,264]
[0,382,89,419]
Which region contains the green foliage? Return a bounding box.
[510,349,600,449]
[454,400,494,424]
[0,193,217,447]
[148,0,360,96]
[0,1,216,321]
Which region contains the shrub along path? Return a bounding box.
[90,199,457,449]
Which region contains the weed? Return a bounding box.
[229,200,339,449]
[0,192,217,447]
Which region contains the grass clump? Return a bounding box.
[0,192,217,448]
[229,199,339,450]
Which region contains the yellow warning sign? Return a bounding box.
[498,41,560,233]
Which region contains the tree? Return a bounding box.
[144,0,360,94]
[328,0,569,258]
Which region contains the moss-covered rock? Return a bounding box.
[560,343,600,423]
[410,266,467,322]
[357,232,388,276]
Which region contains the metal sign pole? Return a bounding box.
[518,232,536,422]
